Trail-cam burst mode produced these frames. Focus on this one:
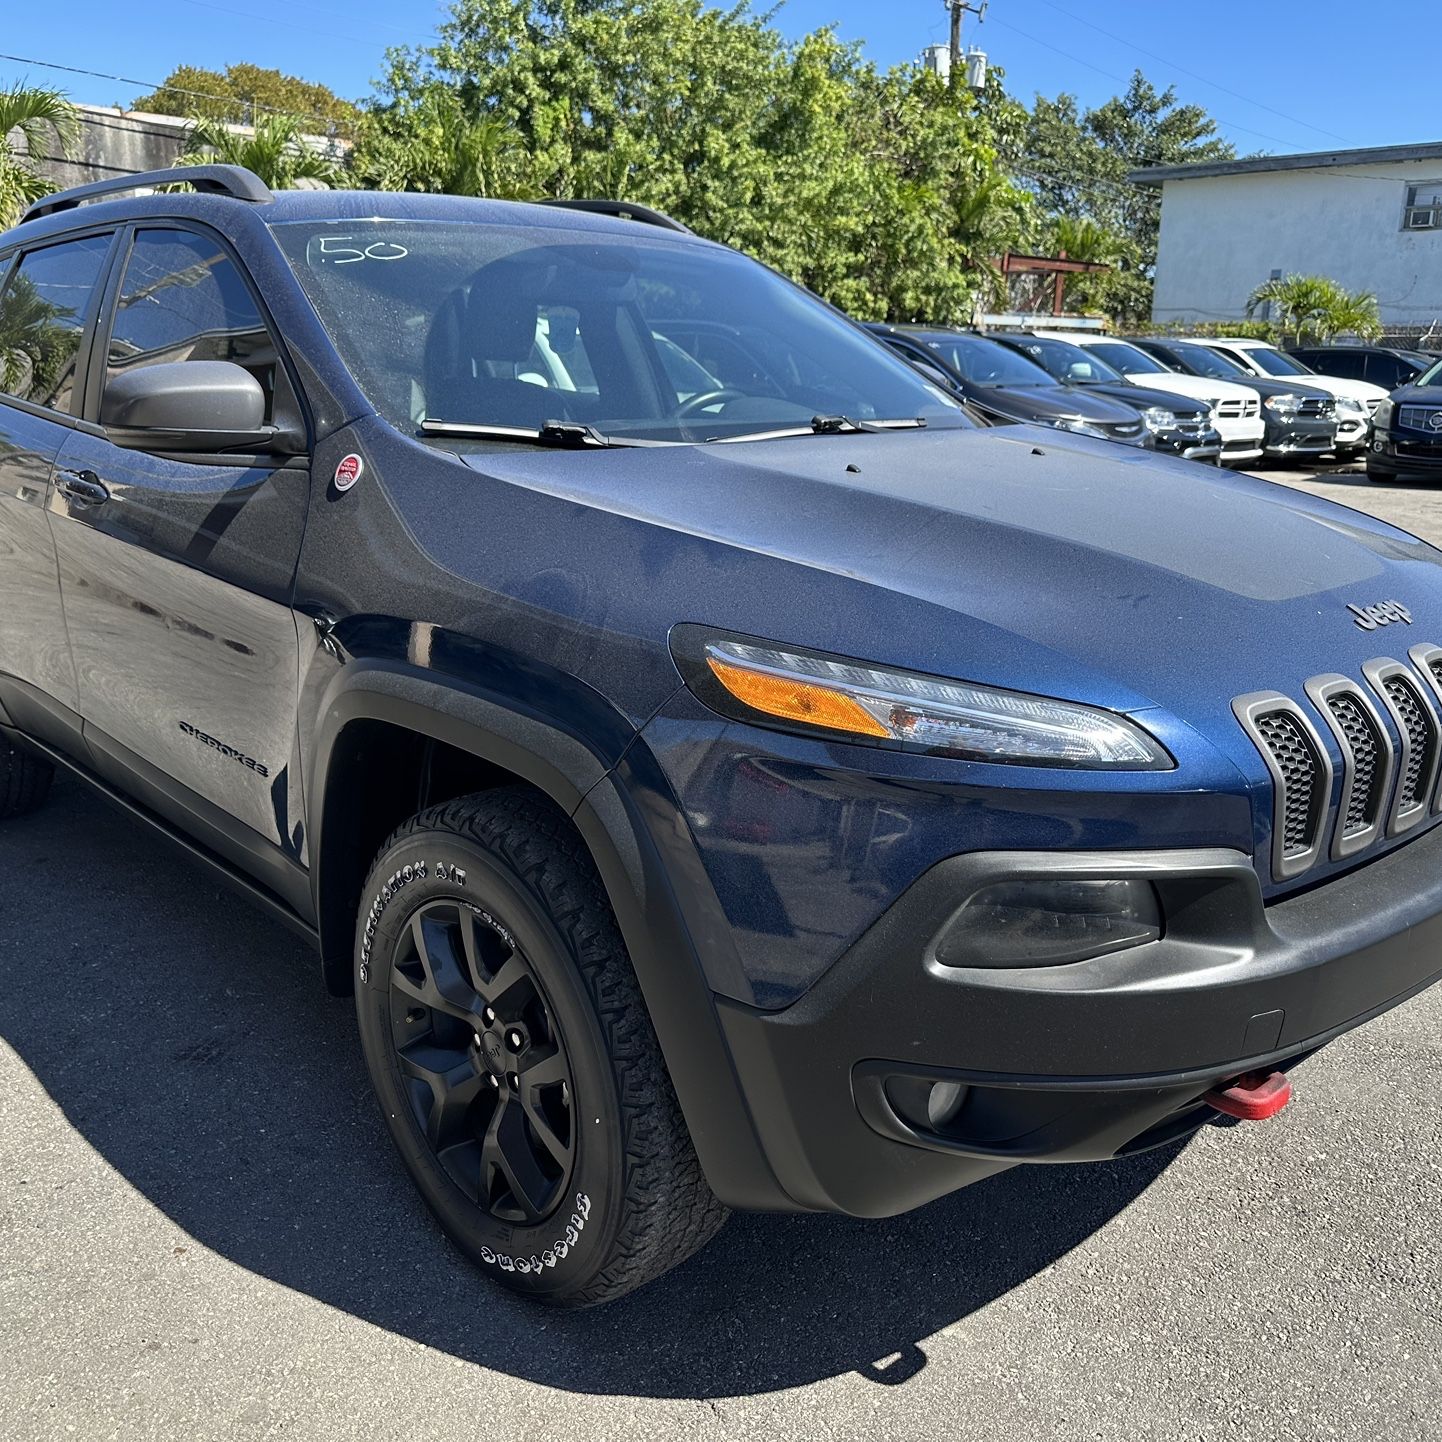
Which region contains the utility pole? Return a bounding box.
[944,0,988,90]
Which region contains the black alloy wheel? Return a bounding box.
[389,898,575,1225]
[355,788,728,1305]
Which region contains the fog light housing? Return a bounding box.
[933,878,1161,969]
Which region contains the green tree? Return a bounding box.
[1246,274,1381,345]
[132,64,359,137]
[360,0,1032,321]
[0,84,80,229]
[177,113,344,190]
[1016,72,1235,323]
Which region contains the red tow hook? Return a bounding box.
[1203,1070,1292,1121]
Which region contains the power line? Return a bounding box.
[986,15,1306,150]
[1026,0,1350,146]
[0,52,349,131]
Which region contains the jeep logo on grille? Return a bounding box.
[1348,600,1413,630]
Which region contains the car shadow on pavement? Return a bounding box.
[1,781,1181,1397]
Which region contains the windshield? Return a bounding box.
[1420,358,1442,387]
[1164,341,1249,381]
[1086,340,1173,376]
[1004,336,1125,385]
[919,335,1057,387]
[272,217,966,444]
[1245,346,1314,378]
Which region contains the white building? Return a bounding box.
[1132,142,1442,337]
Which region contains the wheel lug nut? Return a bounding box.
[507,1073,519,1092]
[487,1074,500,1089]
[506,1029,524,1051]
[482,1006,496,1025]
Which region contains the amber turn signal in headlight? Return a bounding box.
[696,637,1172,770]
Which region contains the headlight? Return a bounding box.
[1337,396,1366,414]
[1264,393,1303,415]
[694,637,1173,769]
[1374,399,1395,429]
[1141,406,1177,430]
[933,878,1162,968]
[1054,418,1108,439]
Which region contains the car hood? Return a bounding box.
[1389,384,1442,408]
[454,426,1442,751]
[977,384,1140,426]
[1230,377,1333,403]
[1284,373,1388,404]
[1076,380,1210,419]
[1118,372,1255,405]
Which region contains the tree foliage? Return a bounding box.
[0,83,80,229]
[132,64,359,137]
[1246,274,1382,345]
[353,0,1034,322]
[1015,72,1235,323]
[178,113,345,189]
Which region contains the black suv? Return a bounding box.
[990,331,1223,462]
[6,168,1442,1306]
[864,323,1150,447]
[1289,345,1431,393]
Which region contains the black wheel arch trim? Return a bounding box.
[307,659,797,1213]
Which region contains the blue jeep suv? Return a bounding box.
[3,166,1442,1305]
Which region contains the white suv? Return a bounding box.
[1032,333,1266,466]
[1187,339,1386,458]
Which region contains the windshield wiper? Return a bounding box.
[709,415,932,444]
[418,418,648,449]
[810,414,928,434]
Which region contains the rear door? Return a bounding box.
[48,224,313,907]
[0,230,114,754]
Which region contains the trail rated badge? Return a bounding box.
[334,453,364,491]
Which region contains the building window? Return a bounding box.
[1403,181,1442,230]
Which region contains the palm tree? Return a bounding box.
[355,94,529,199]
[0,84,81,229]
[1247,274,1381,345]
[178,113,343,189]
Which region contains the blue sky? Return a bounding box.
[0,0,1418,156]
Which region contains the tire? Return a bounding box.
[1365,459,1395,483]
[0,735,53,818]
[354,787,728,1306]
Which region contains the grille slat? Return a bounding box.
[1327,692,1382,834]
[1253,711,1322,856]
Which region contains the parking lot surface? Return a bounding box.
[3,464,1442,1442]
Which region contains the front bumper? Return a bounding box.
[1152,423,1223,461]
[717,827,1442,1217]
[1264,415,1339,457]
[1369,430,1442,475]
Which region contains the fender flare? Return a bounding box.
[308,659,796,1212]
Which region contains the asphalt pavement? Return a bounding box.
[3,461,1442,1441]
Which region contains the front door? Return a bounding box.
[48,225,311,902]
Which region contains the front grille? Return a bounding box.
[1399,405,1442,433]
[1298,397,1335,419]
[1252,711,1323,856]
[1327,693,1383,834]
[1238,653,1442,882]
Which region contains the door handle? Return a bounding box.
[55,468,111,506]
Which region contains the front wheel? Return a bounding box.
[0,735,53,819]
[354,788,727,1305]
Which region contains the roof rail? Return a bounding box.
[536,198,692,235]
[22,165,273,223]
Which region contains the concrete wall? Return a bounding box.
[1151,159,1442,332]
[18,103,347,192]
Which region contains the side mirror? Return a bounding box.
[101,361,292,453]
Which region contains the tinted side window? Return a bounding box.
[105,229,279,421]
[0,233,112,414]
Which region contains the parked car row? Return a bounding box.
[868,323,1401,471]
